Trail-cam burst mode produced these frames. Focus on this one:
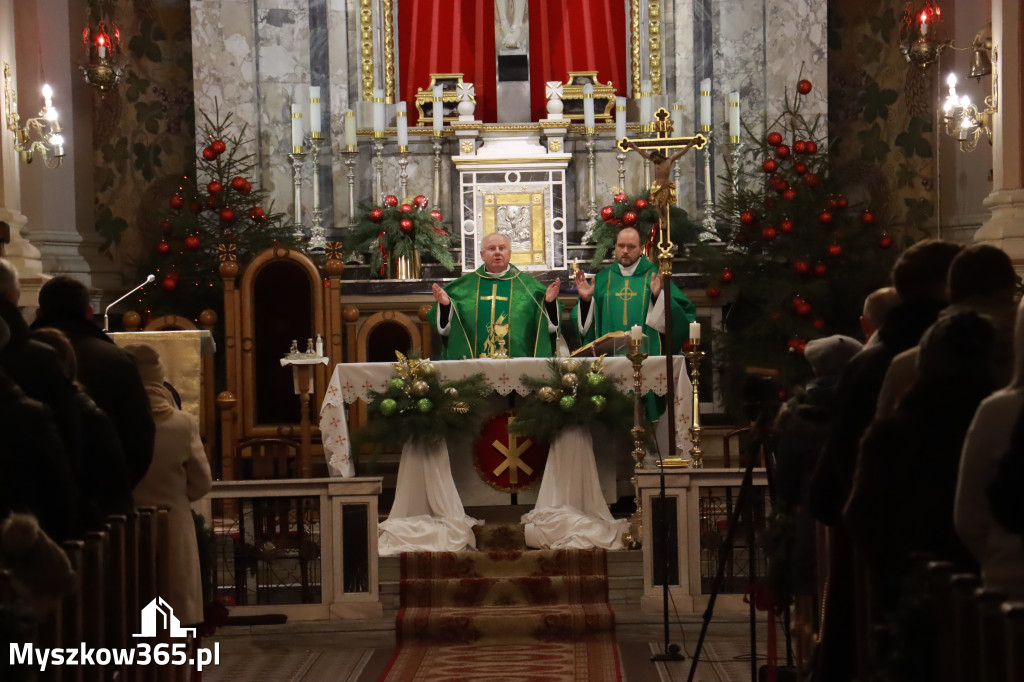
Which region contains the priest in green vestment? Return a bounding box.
[430,233,562,359]
[571,227,696,354]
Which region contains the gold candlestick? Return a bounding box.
[622,335,648,549]
[683,342,706,468]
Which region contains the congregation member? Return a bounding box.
[859,286,900,345]
[430,231,561,359]
[32,275,156,486]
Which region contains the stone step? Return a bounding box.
[396,603,616,642]
[399,574,610,608]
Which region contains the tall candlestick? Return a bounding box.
[291,104,303,152]
[700,78,712,130]
[729,92,741,142]
[396,101,408,149]
[615,96,627,141]
[309,86,321,136]
[639,79,652,132]
[432,84,443,135]
[373,88,385,136]
[344,109,357,150]
[583,83,595,131]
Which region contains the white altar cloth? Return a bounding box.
[319,356,694,478]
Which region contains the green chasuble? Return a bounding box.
[571,255,696,354]
[430,265,558,359]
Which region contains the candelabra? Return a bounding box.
[306,134,326,252]
[372,135,385,203]
[397,144,410,199]
[622,336,649,549]
[683,342,706,469]
[4,64,64,168]
[585,131,598,222]
[287,150,307,240]
[432,133,443,206]
[343,146,358,227]
[700,127,715,238]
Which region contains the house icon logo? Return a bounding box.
[133,597,197,638]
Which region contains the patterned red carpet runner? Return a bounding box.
[378,547,621,681]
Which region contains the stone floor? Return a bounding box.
[203,605,775,681]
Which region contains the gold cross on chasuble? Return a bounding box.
[492,433,534,485]
[615,280,639,326]
[480,283,509,328]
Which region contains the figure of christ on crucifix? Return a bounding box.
[430,232,562,359]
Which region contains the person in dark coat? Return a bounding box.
[30,275,155,486]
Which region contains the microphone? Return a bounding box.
[104,274,156,332]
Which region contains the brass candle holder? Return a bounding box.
[683,340,706,469]
[622,335,648,549]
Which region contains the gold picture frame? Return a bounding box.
[559,71,616,123]
[413,73,475,125]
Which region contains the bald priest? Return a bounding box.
[430,233,562,359]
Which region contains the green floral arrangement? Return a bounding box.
[344,194,455,275]
[510,356,632,443]
[360,352,490,449]
[588,191,701,269]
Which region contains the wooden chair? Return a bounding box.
[234,437,300,481]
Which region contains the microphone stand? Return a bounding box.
[103,274,155,332]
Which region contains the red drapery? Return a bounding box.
[527,0,628,122]
[397,0,497,125]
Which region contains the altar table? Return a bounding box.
[319,356,694,480]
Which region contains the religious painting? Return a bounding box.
[482,191,546,266]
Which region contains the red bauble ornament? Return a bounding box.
[879,234,893,249]
[622,211,638,226]
[241,180,252,195]
[398,203,412,213]
[780,218,795,234]
[161,276,177,292]
[775,145,791,158]
[837,195,848,209]
[740,210,756,225]
[190,201,203,214]
[383,195,399,207]
[762,226,778,241]
[614,192,628,203]
[369,208,384,223]
[860,210,875,224]
[793,260,810,275]
[707,286,722,298]
[249,207,265,221]
[818,211,833,225]
[782,189,798,201]
[774,180,790,193]
[202,147,217,161]
[185,235,200,250]
[767,131,783,147]
[169,195,184,209]
[430,209,443,221]
[793,140,808,154]
[762,159,778,173]
[634,198,649,211]
[797,79,813,95]
[413,195,428,208]
[211,139,227,155]
[219,208,236,224]
[230,176,248,192]
[813,318,827,330]
[793,162,808,175]
[827,196,840,210]
[156,240,170,255]
[788,336,804,351]
[207,181,223,195]
[205,198,218,210]
[813,262,827,277]
[806,141,818,154]
[720,268,734,284]
[828,243,843,257]
[796,301,813,316]
[600,206,614,221]
[735,233,749,245]
[160,220,170,231]
[400,218,414,232]
[803,173,821,187]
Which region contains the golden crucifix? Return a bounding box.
[615,280,638,325]
[619,108,707,273]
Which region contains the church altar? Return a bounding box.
[319,355,695,481]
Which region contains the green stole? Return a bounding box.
[430,265,556,359]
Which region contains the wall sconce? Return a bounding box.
[899,1,946,69]
[3,63,64,168]
[941,29,998,153]
[79,0,126,94]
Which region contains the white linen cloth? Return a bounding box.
[521,426,628,550]
[377,438,481,556]
[320,356,694,478]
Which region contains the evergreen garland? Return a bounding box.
[588,191,701,269]
[510,356,632,443]
[344,195,455,275]
[359,352,490,449]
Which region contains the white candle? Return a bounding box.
[630,324,643,343]
[309,86,321,135]
[728,92,740,140]
[689,321,701,345]
[615,96,627,141]
[41,84,53,108]
[583,83,595,130]
[670,102,683,131]
[700,78,712,129]
[639,79,652,130]
[344,109,357,149]
[432,84,444,134]
[291,104,303,150]
[372,88,385,134]
[396,101,408,147]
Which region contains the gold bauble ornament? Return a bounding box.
[444,386,459,397]
[410,380,430,397]
[561,373,579,390]
[538,386,558,403]
[417,360,437,378]
[560,358,581,374]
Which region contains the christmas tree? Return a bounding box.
[132,103,298,324]
[689,78,901,408]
